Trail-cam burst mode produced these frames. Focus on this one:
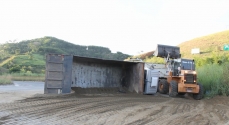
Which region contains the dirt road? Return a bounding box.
[0,92,229,125]
[0,81,44,103]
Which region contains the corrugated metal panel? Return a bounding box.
[71,56,145,94]
[45,54,145,94]
[71,62,121,88]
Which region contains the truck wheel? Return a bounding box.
[158,79,169,94]
[169,80,178,97]
[193,83,204,100]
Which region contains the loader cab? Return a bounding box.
[171,59,195,76]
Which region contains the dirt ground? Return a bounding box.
[0,91,229,125]
[0,90,43,103]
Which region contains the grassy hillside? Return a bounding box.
[179,30,229,58]
[129,30,229,64]
[0,37,131,74]
[13,54,45,66]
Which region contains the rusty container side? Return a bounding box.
[124,63,144,93]
[71,56,145,94]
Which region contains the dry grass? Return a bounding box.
[179,30,229,58]
[11,73,45,81]
[11,76,45,81]
[0,74,13,85]
[0,55,16,67]
[0,73,45,85]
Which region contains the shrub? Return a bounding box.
[197,63,229,97]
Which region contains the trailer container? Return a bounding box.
[44,54,147,94]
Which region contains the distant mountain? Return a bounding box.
[0,36,131,73]
[1,36,130,60]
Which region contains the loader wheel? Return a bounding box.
[169,80,178,97]
[158,79,169,94]
[193,83,204,100]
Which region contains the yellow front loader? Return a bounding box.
[155,44,204,100]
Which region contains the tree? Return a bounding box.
[15,49,20,55]
[9,65,20,73]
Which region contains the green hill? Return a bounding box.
[129,30,229,65]
[0,36,131,74]
[179,30,229,58]
[1,30,229,74]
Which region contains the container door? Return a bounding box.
[44,54,73,94]
[144,70,159,94]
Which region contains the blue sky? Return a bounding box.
[1,0,229,55]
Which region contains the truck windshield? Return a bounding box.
[181,59,195,70]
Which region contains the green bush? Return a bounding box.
[9,65,21,73]
[197,63,229,97]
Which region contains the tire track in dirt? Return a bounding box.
[54,97,152,123]
[0,96,80,113]
[118,98,174,125]
[0,98,109,123]
[122,105,169,125]
[34,97,136,124]
[1,98,83,116]
[68,96,170,125]
[199,97,229,125]
[0,94,168,123]
[0,94,229,125]
[62,101,137,124]
[1,95,140,124]
[143,99,205,125]
[0,96,114,124]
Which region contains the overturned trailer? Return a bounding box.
[44,54,159,94]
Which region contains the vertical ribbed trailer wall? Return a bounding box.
[45,54,145,94]
[71,56,145,93]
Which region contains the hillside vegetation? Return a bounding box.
[179,30,229,58]
[178,30,229,67]
[0,36,130,74]
[130,30,229,66]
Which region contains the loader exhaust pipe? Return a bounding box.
[154,44,181,59]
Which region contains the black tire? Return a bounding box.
[193,83,204,100]
[169,80,178,97]
[158,79,169,94]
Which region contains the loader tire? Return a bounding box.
[193,83,204,100]
[158,79,169,94]
[169,80,178,97]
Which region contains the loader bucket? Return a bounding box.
[154,44,180,59]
